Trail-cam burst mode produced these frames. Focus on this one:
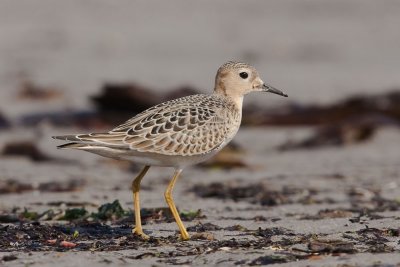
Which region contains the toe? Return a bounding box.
[132,228,150,240]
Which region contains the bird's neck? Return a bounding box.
[227,95,244,111]
[213,90,244,111]
[214,79,244,111]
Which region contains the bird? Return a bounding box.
[53,61,288,240]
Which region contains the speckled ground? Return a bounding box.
[1,1,400,266]
[1,126,399,266]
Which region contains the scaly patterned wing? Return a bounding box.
[62,95,233,156]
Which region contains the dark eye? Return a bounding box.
[239,72,248,79]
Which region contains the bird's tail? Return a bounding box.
[56,142,86,149]
[52,135,81,142]
[52,133,127,152]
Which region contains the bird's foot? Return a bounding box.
[179,231,190,241]
[132,228,150,240]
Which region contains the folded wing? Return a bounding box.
[53,95,230,156]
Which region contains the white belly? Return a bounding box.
[82,144,223,168]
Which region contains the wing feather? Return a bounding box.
[54,94,240,156]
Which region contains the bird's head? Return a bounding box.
[214,61,287,99]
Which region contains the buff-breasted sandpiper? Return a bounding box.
[53,61,288,240]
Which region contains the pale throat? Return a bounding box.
[227,94,244,111]
[213,86,244,111]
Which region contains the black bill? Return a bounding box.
[262,84,288,97]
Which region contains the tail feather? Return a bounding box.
[56,142,129,160]
[57,142,86,149]
[53,133,127,148]
[52,135,82,142]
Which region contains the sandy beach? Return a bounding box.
[1,1,399,266]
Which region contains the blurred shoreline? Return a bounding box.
[1,0,400,117]
[1,1,400,266]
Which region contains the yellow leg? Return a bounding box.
[164,169,190,240]
[131,165,150,239]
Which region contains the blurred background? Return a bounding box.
[1,0,400,118]
[1,1,400,264]
[0,0,399,154]
[0,0,399,182]
[1,0,400,192]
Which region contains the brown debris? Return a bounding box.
[187,222,222,232]
[90,86,400,129]
[199,142,248,169]
[248,90,400,149]
[0,180,33,194]
[1,141,53,162]
[0,213,397,263]
[224,224,248,231]
[132,207,206,224]
[301,209,353,220]
[245,90,400,126]
[38,179,85,193]
[19,82,194,128]
[255,227,294,239]
[0,111,11,129]
[357,227,400,241]
[129,252,157,260]
[179,209,206,221]
[190,181,302,206]
[308,239,356,254]
[44,201,98,207]
[1,255,18,262]
[248,255,289,265]
[191,232,215,240]
[46,239,57,245]
[140,207,174,224]
[0,179,85,195]
[91,83,202,124]
[0,214,19,223]
[348,187,400,213]
[278,121,377,150]
[91,83,160,124]
[17,81,63,101]
[343,227,397,253]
